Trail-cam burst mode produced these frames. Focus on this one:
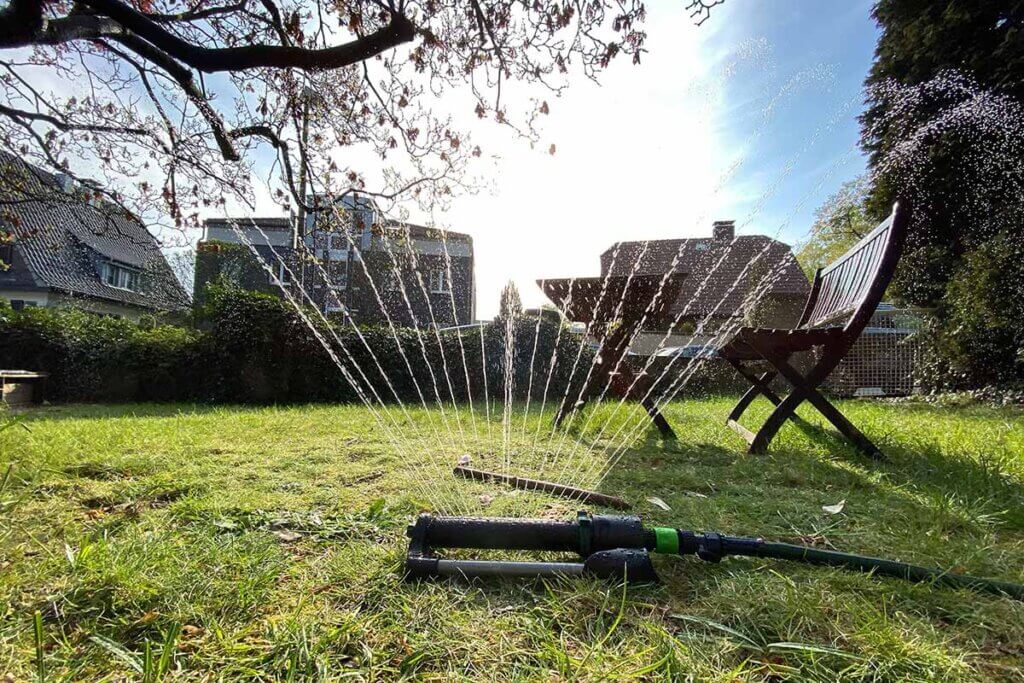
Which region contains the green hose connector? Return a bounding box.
[653,527,679,555]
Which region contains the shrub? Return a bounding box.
[0,288,592,405]
[0,302,200,401]
[915,231,1024,391]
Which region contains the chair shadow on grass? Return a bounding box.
[602,396,1024,533]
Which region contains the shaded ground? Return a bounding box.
[1,398,1022,680]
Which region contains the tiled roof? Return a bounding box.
[600,235,810,318]
[205,217,293,231]
[0,154,190,312]
[384,220,472,243]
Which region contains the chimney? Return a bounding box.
[712,220,735,241]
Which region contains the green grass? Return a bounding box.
[1,397,1023,680]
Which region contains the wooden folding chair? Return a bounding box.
[719,202,909,457]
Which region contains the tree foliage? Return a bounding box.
[917,232,1024,390]
[859,0,1024,388]
[497,279,522,321]
[796,176,874,279]
[860,0,1024,305]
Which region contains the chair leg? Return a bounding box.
[727,360,783,405]
[553,395,583,428]
[641,397,677,440]
[727,368,780,424]
[748,391,806,454]
[723,359,795,445]
[802,388,883,458]
[770,356,884,459]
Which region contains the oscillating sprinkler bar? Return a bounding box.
[404,512,1024,600]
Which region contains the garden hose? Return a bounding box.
[651,525,1024,600]
[405,512,1024,600]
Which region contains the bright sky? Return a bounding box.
[235,0,880,319]
[434,0,880,318]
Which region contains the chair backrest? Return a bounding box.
[797,202,908,338]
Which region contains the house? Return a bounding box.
[0,156,191,320]
[194,196,475,327]
[600,220,810,353]
[193,216,298,308]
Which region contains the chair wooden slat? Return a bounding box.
[718,203,908,457]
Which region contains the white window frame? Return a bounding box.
[101,261,143,292]
[269,260,292,285]
[429,268,449,294]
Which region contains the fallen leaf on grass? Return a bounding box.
[273,530,302,542]
[647,496,671,511]
[457,454,472,466]
[135,611,160,626]
[684,491,708,499]
[479,494,493,506]
[181,625,203,638]
[822,500,846,515]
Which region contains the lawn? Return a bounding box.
[1,397,1023,681]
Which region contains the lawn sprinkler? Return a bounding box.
[404,511,1024,600]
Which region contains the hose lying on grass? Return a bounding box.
[405,511,1024,600]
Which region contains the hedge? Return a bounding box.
[0,287,596,405]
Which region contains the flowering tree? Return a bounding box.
[0,0,723,239]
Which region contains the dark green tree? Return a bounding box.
[860,1,1024,387]
[860,0,1024,305]
[916,232,1024,389]
[497,281,523,322]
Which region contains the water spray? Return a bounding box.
[404,511,1024,600]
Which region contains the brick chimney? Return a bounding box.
[712,220,735,241]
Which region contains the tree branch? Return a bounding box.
[143,0,249,23]
[108,34,239,160]
[0,102,149,136]
[78,0,415,72]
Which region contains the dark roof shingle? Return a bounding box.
[600,235,809,318]
[0,155,190,311]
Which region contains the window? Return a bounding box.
[0,240,13,268]
[101,262,143,292]
[269,260,292,285]
[429,268,449,294]
[330,234,346,250]
[325,290,346,313]
[327,259,348,289]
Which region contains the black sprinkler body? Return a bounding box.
[404,511,1024,600]
[405,511,658,582]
